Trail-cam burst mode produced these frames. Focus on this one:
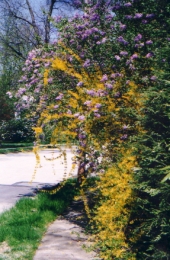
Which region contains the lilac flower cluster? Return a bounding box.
[124,2,132,7]
[120,51,128,56]
[77,81,84,87]
[55,93,64,101]
[134,34,142,42]
[117,36,129,45]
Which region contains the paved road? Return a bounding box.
[0,148,77,214]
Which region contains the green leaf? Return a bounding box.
[160,166,170,171]
[161,172,170,183]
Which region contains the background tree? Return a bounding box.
[0,0,79,136]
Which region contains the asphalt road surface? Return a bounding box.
[0,148,77,214]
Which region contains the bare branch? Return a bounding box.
[25,0,41,44]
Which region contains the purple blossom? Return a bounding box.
[135,43,144,48]
[84,100,92,106]
[114,91,121,98]
[146,40,153,45]
[67,109,72,114]
[146,52,154,58]
[17,88,26,95]
[81,34,87,40]
[90,13,100,21]
[130,53,138,60]
[120,134,128,140]
[48,78,53,83]
[86,90,97,97]
[97,89,108,97]
[150,75,157,81]
[69,39,74,44]
[101,74,108,82]
[69,56,73,62]
[78,134,86,139]
[123,125,128,130]
[34,88,40,93]
[134,34,142,42]
[54,15,62,22]
[96,41,101,45]
[134,13,143,19]
[142,19,148,24]
[112,4,121,10]
[95,103,102,109]
[80,52,85,58]
[44,62,50,68]
[55,94,64,100]
[120,24,127,31]
[6,91,13,98]
[80,141,86,147]
[125,15,133,19]
[74,113,80,118]
[111,73,122,78]
[100,31,106,36]
[91,27,99,33]
[101,37,107,43]
[25,60,31,66]
[30,75,35,80]
[30,79,39,85]
[94,113,101,118]
[126,59,131,65]
[117,36,128,45]
[129,64,135,70]
[78,115,85,121]
[106,15,113,21]
[21,76,27,81]
[83,59,90,68]
[120,51,128,56]
[76,24,84,30]
[22,95,29,101]
[25,83,31,88]
[146,14,155,18]
[54,105,59,109]
[115,55,121,61]
[77,81,83,87]
[124,2,132,7]
[105,83,113,89]
[35,64,40,68]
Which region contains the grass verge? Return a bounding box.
[0,179,79,260]
[0,143,33,154]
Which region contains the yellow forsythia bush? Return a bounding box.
[93,149,137,260]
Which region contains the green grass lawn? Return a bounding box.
[0,143,34,154]
[0,142,78,154]
[0,179,79,260]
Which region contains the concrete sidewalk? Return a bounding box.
[33,200,101,260]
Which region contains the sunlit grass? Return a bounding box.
[0,179,78,260]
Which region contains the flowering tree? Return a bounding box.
[13,0,170,259]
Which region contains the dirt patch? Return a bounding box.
[0,241,11,254]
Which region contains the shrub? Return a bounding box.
[0,118,35,142]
